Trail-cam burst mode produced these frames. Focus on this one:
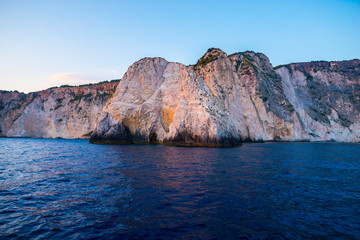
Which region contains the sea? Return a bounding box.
[0,138,359,239]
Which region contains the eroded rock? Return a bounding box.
[0,82,118,138]
[91,49,360,145]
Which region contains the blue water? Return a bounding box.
[0,139,359,239]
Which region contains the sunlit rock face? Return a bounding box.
[276,60,360,142]
[0,82,118,138]
[90,57,241,146]
[90,48,360,145]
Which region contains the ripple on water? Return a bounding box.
[0,139,359,239]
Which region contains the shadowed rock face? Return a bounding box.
[0,82,118,138]
[276,60,360,142]
[193,49,302,142]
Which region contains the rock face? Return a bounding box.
[90,48,360,145]
[90,57,241,146]
[276,60,360,142]
[0,82,118,138]
[1,49,359,145]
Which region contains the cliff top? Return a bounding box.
[1,79,121,95]
[274,59,360,70]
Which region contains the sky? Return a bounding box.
[0,0,359,93]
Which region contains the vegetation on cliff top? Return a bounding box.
[47,79,120,90]
[228,50,256,58]
[192,48,224,70]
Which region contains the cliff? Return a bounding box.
[1,49,359,145]
[276,60,360,142]
[90,56,241,146]
[90,49,360,145]
[0,82,118,138]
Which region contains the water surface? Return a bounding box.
[0,138,359,239]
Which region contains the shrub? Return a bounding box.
[54,104,62,110]
[69,94,83,103]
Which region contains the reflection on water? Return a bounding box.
[0,138,359,239]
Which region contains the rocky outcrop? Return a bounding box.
[0,82,118,138]
[90,48,360,145]
[276,60,360,142]
[194,49,303,141]
[89,57,241,146]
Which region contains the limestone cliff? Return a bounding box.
[0,82,118,138]
[89,57,241,146]
[276,60,360,142]
[1,49,359,145]
[90,48,360,145]
[194,49,303,141]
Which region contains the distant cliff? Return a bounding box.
[275,60,360,142]
[1,49,359,145]
[90,49,360,146]
[0,82,118,138]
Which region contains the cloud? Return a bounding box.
[39,68,124,90]
[40,73,102,89]
[50,73,100,85]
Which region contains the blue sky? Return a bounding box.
[0,0,359,93]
